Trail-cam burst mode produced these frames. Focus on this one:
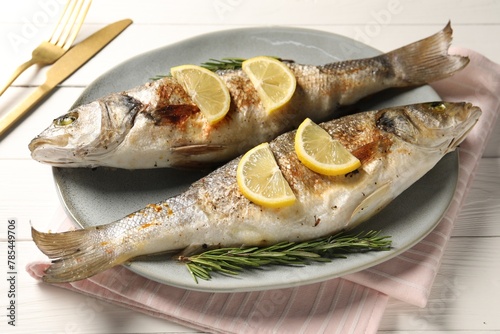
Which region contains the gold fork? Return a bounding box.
[0,0,92,97]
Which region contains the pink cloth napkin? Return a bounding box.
[27,47,500,334]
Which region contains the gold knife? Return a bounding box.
[0,18,133,138]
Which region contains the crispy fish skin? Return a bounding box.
[29,23,468,169]
[32,102,481,283]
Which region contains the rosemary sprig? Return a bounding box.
[151,56,283,80]
[200,57,247,71]
[178,230,392,283]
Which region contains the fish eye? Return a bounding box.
[54,112,78,126]
[429,102,446,111]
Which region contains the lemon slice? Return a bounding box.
[170,64,230,124]
[237,142,296,208]
[295,118,361,176]
[242,56,296,114]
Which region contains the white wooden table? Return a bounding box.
[1,1,499,333]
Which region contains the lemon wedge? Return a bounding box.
[295,118,361,176]
[237,142,296,208]
[170,64,230,124]
[242,56,296,114]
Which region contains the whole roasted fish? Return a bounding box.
[32,101,481,283]
[29,23,468,169]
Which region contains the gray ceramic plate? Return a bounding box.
[52,27,458,292]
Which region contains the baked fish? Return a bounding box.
[29,23,468,169]
[32,101,481,283]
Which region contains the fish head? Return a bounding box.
[28,94,142,167]
[376,102,481,152]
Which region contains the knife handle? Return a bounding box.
[0,85,49,138]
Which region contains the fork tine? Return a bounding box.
[56,0,85,48]
[49,0,92,50]
[48,0,76,44]
[62,0,92,50]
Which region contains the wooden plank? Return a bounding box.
[0,161,60,239]
[453,158,500,237]
[380,236,500,331]
[1,0,500,25]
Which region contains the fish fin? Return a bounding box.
[32,226,121,283]
[169,144,228,168]
[386,21,469,85]
[171,144,226,155]
[350,182,393,227]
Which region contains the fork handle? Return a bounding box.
[0,58,37,97]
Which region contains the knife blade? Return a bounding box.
[0,18,133,138]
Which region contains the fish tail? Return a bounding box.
[387,21,469,85]
[32,226,123,283]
